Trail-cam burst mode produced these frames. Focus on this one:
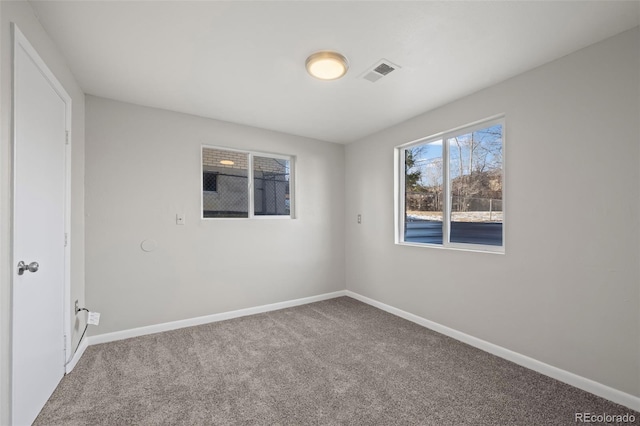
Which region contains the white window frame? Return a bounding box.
[395,115,505,254]
[201,145,296,220]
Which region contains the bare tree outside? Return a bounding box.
[448,124,502,223]
[403,123,503,246]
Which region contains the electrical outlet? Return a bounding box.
[87,311,101,326]
[74,300,79,314]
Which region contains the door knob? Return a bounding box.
[17,261,39,275]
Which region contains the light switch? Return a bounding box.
[357,214,362,224]
[176,213,185,225]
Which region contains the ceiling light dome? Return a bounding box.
[305,51,349,80]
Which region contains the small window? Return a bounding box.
[253,156,291,216]
[397,117,504,252]
[202,146,294,219]
[203,172,218,192]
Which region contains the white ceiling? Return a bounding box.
[30,1,639,144]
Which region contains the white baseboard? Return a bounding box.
[87,290,347,346]
[67,288,640,411]
[65,336,88,374]
[345,290,640,412]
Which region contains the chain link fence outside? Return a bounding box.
[254,172,290,216]
[406,192,502,222]
[203,171,289,217]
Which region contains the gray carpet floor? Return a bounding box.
[35,297,638,425]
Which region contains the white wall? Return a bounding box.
[0,2,86,424]
[85,96,345,335]
[345,28,640,398]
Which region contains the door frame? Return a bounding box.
[11,23,72,410]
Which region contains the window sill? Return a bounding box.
[396,241,504,255]
[201,216,294,220]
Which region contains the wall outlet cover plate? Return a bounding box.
[87,311,101,325]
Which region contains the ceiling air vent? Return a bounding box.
[362,59,401,83]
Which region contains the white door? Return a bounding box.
[12,26,70,426]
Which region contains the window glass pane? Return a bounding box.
[254,156,290,216]
[448,124,503,246]
[404,141,443,244]
[202,148,248,218]
[203,172,217,192]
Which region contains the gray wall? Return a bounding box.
[0,7,636,421]
[345,28,640,397]
[85,96,345,335]
[0,2,86,423]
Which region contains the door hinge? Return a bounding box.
[65,130,70,145]
[64,233,68,247]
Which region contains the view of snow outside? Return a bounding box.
[403,123,503,246]
[405,124,503,224]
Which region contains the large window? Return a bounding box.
[202,146,293,219]
[396,117,504,252]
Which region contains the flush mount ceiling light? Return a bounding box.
[220,160,234,165]
[305,51,349,80]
